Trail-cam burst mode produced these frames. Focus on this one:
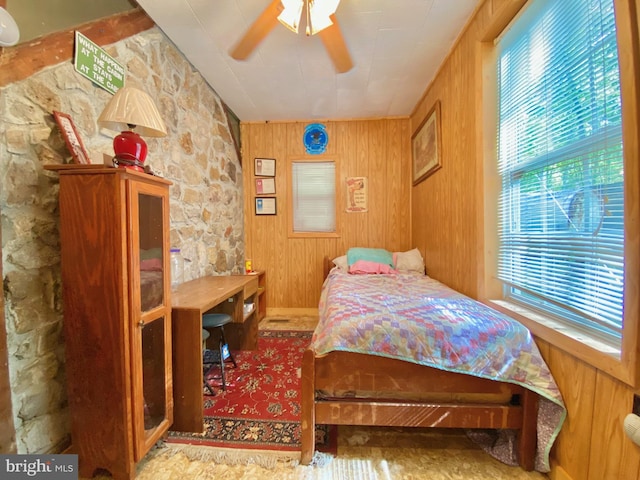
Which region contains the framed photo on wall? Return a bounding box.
[412,101,441,185]
[53,111,91,164]
[255,177,276,195]
[254,157,276,177]
[255,197,277,215]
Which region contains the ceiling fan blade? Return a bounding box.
[318,14,353,73]
[230,0,283,60]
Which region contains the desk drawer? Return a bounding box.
[244,276,258,299]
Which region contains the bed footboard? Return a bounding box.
[300,348,538,470]
[300,348,317,465]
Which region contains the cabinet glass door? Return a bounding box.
[128,178,173,460]
[138,193,165,311]
[141,315,167,431]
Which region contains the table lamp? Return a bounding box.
[98,86,167,172]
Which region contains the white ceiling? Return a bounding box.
[136,0,479,122]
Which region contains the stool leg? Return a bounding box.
[220,327,237,368]
[204,374,216,395]
[203,360,216,396]
[218,338,226,391]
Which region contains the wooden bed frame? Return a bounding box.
[299,258,539,470]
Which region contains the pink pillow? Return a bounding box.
[140,258,163,271]
[348,259,397,274]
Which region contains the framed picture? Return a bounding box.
[53,111,91,164]
[255,177,276,195]
[412,101,441,185]
[254,157,276,177]
[255,197,277,215]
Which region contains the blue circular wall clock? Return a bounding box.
[304,123,328,154]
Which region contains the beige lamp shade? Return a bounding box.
[98,86,167,137]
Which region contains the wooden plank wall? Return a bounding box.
[409,14,479,298]
[410,0,640,479]
[241,119,412,312]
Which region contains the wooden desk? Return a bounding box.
[171,275,258,432]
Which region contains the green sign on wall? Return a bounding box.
[74,31,125,95]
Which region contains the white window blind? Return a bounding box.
[292,161,336,233]
[497,0,624,343]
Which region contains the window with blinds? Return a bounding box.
[292,161,336,233]
[496,0,624,344]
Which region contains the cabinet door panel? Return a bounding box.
[128,179,173,460]
[140,315,170,431]
[138,192,165,311]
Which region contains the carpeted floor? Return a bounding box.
[84,316,548,479]
[167,329,334,452]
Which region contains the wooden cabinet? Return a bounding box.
[55,167,172,480]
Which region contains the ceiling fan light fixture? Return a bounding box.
[278,0,340,36]
[232,0,352,73]
[306,0,335,35]
[278,0,303,33]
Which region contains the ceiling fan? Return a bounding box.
[230,0,353,73]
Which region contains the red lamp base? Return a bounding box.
[113,130,147,172]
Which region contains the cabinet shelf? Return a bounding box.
[243,305,256,320]
[250,270,266,321]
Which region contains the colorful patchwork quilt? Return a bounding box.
[311,268,566,472]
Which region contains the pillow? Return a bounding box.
[332,255,348,270]
[347,247,396,274]
[140,247,162,260]
[140,258,163,271]
[393,248,425,274]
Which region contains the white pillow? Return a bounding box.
[394,248,425,274]
[332,255,348,270]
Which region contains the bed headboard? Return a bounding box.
[323,256,333,281]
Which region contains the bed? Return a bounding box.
[300,248,566,472]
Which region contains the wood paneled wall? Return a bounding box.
[410,21,480,298]
[410,0,640,479]
[241,119,412,311]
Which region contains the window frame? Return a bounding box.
[480,0,640,387]
[287,156,341,239]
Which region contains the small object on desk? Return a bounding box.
[170,248,184,289]
[245,259,252,273]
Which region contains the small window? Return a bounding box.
[291,161,336,233]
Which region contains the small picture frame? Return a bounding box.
[53,111,91,164]
[254,157,276,177]
[255,197,277,215]
[255,177,276,195]
[412,101,442,185]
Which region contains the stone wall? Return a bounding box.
[0,27,244,453]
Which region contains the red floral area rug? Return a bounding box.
[167,330,336,453]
